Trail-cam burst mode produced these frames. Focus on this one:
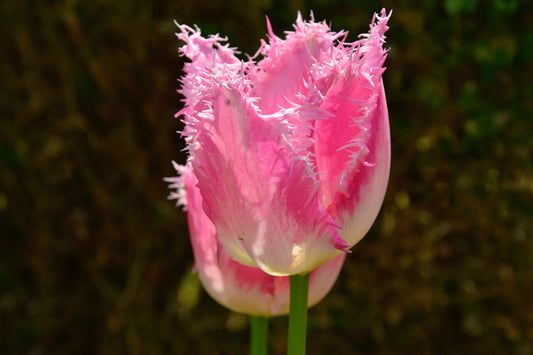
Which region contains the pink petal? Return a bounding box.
[326,85,390,247]
[314,10,390,205]
[311,10,391,248]
[250,13,345,159]
[250,12,339,114]
[174,23,240,149]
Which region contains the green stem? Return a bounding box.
[287,273,310,355]
[250,316,268,355]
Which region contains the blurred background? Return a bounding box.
[1,0,532,354]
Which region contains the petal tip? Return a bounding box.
[333,234,351,253]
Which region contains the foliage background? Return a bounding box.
[1,0,532,354]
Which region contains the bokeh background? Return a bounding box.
[1,0,532,354]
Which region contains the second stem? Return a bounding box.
[287,273,309,355]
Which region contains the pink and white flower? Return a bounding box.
[170,10,391,276]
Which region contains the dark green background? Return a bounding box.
[1,0,532,354]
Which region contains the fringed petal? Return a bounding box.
[330,85,390,247]
[313,10,391,247]
[174,22,240,152]
[250,13,338,114]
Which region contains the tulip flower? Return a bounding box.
[171,10,391,354]
[166,162,346,316]
[172,9,390,277]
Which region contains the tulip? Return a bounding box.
[166,163,346,316]
[173,9,390,277]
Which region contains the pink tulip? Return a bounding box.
[172,9,391,276]
[167,163,345,315]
